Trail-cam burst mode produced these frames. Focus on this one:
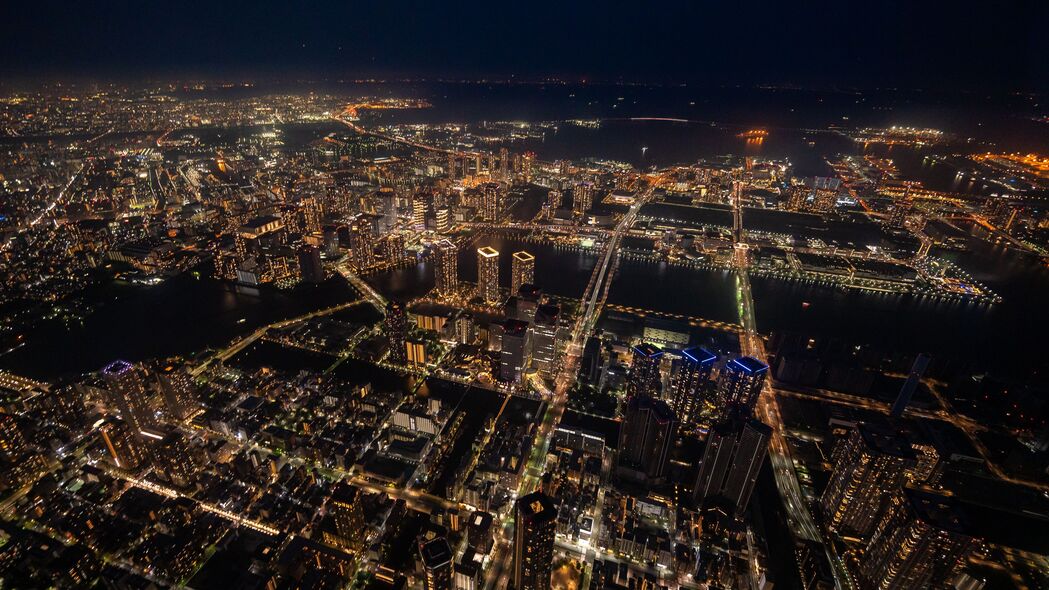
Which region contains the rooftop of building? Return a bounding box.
[517,491,557,522]
[904,487,970,535]
[858,423,917,459]
[729,356,768,374]
[420,537,453,568]
[682,346,717,364]
[632,343,663,359]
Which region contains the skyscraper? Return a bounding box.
[820,424,917,538]
[692,410,771,518]
[667,346,717,430]
[581,337,602,385]
[386,301,409,365]
[627,343,663,399]
[98,418,150,471]
[420,537,454,590]
[715,356,768,415]
[381,187,398,231]
[101,360,154,434]
[154,430,195,488]
[512,491,556,590]
[297,244,325,284]
[349,216,373,271]
[511,251,535,295]
[477,246,500,305]
[436,206,453,233]
[529,304,559,378]
[482,183,500,222]
[433,239,458,298]
[499,319,531,383]
[156,364,198,420]
[617,396,677,484]
[574,182,594,215]
[326,481,367,553]
[858,488,973,590]
[413,193,429,230]
[384,232,406,264]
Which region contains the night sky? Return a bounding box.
[1,0,1045,90]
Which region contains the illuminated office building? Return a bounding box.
[156,364,198,420]
[482,183,500,222]
[297,243,325,283]
[858,488,973,590]
[154,430,195,488]
[820,424,916,538]
[511,251,535,295]
[715,356,768,415]
[627,343,663,399]
[326,481,367,553]
[420,537,454,590]
[529,304,559,378]
[512,491,556,590]
[436,206,452,233]
[98,418,150,471]
[433,239,459,298]
[386,301,409,365]
[384,232,406,264]
[349,216,373,271]
[618,396,676,484]
[667,346,717,429]
[413,194,428,230]
[477,246,500,304]
[499,319,531,383]
[574,182,594,214]
[693,410,770,517]
[101,360,154,434]
[381,187,398,231]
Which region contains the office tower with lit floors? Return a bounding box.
[858,488,973,590]
[715,356,768,415]
[693,407,771,517]
[820,424,917,538]
[627,343,663,399]
[499,319,531,383]
[433,239,459,298]
[481,183,500,222]
[384,232,406,264]
[349,216,373,271]
[386,300,409,365]
[529,304,559,378]
[667,346,717,430]
[296,244,325,284]
[511,251,535,295]
[413,194,428,230]
[617,396,677,484]
[101,360,155,434]
[98,418,150,471]
[154,430,195,488]
[325,481,367,553]
[512,491,557,590]
[477,246,500,305]
[420,537,453,590]
[156,364,198,420]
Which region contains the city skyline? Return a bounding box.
[0,5,1047,590]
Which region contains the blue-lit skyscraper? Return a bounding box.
[627,343,663,399]
[715,356,769,416]
[668,346,717,430]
